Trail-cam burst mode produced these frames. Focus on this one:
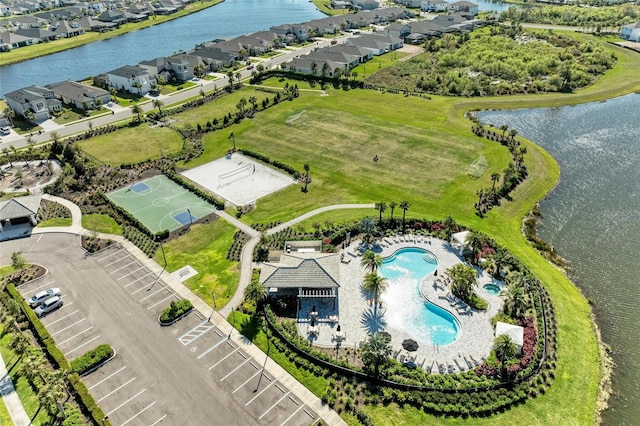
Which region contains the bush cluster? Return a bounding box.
[226,230,249,261]
[164,171,225,210]
[159,299,193,323]
[70,344,113,375]
[122,225,159,257]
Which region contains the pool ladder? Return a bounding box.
[423,252,438,264]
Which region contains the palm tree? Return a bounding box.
[9,333,30,358]
[227,70,234,88]
[109,87,117,102]
[361,250,383,274]
[499,124,508,138]
[502,284,527,319]
[359,216,376,245]
[375,201,387,222]
[2,147,12,167]
[303,163,310,192]
[248,96,258,111]
[493,334,518,364]
[465,230,486,263]
[363,272,388,312]
[399,201,411,229]
[152,99,164,115]
[360,332,393,378]
[389,202,397,223]
[243,281,267,315]
[131,104,143,122]
[310,61,318,76]
[448,263,477,301]
[491,172,501,193]
[509,128,518,142]
[3,107,15,126]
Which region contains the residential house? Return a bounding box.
[97,9,126,24]
[330,0,351,9]
[0,195,43,239]
[408,20,446,37]
[51,20,85,38]
[385,22,411,38]
[46,80,111,110]
[5,85,63,122]
[192,46,236,70]
[351,0,380,10]
[139,56,193,83]
[325,44,373,62]
[421,0,448,12]
[0,4,11,17]
[0,32,38,50]
[14,27,58,42]
[346,33,403,55]
[78,16,117,32]
[620,22,640,42]
[447,1,478,16]
[106,65,153,95]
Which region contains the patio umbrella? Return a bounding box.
[402,338,419,352]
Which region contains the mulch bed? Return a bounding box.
[1,264,47,286]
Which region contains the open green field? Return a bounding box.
[0,0,223,66]
[79,124,183,165]
[82,214,123,235]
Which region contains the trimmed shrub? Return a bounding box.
[159,299,193,323]
[71,344,113,375]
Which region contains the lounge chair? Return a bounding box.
[463,355,475,369]
[454,357,467,371]
[447,359,456,373]
[469,354,481,366]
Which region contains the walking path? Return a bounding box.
[27,196,375,426]
[0,353,32,426]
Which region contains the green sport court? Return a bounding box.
[107,175,218,233]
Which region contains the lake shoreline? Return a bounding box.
[0,0,226,67]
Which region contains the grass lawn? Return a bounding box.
[351,51,409,80]
[0,332,51,425]
[81,214,122,235]
[0,398,11,425]
[155,218,240,308]
[78,124,183,165]
[311,0,349,16]
[36,218,72,227]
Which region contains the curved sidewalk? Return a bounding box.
[0,353,32,426]
[31,196,376,426]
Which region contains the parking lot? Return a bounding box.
[8,234,319,426]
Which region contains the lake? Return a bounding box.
[478,93,640,426]
[0,0,324,96]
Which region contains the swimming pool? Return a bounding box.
[380,247,460,346]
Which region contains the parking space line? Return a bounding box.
[131,282,157,295]
[123,272,153,288]
[139,287,168,302]
[245,379,277,406]
[259,391,291,419]
[105,388,146,417]
[57,326,93,345]
[98,377,137,403]
[64,334,102,356]
[24,280,56,295]
[117,265,147,281]
[205,342,236,365]
[150,414,167,426]
[121,401,156,426]
[147,294,176,310]
[51,317,86,336]
[98,248,125,262]
[45,309,79,326]
[196,337,228,359]
[41,302,73,324]
[220,358,251,382]
[109,259,139,275]
[280,403,307,426]
[233,369,263,394]
[103,254,133,268]
[89,366,127,390]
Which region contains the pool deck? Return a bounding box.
[296,235,505,374]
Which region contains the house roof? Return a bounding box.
[5,85,52,104]
[46,80,110,104]
[0,196,42,221]
[450,1,477,6]
[260,253,340,289]
[107,65,148,78]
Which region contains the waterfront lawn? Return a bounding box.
[82,214,123,235]
[155,219,240,309]
[78,124,183,165]
[312,0,349,16]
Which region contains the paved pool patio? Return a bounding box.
[296,235,505,374]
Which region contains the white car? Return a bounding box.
[34,296,63,317]
[28,288,61,307]
[0,126,10,135]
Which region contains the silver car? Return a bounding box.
[28,288,61,307]
[34,296,63,317]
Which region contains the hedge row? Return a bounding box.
[71,344,113,375]
[237,149,300,178]
[163,171,225,210]
[159,299,193,323]
[5,285,109,426]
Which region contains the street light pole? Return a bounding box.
[208,290,217,323]
[229,306,236,338]
[147,241,166,292]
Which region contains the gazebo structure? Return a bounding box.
[495,321,524,353]
[451,230,470,256]
[260,244,341,312]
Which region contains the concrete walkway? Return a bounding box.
[28,196,376,426]
[0,353,32,426]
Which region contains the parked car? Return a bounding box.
[34,296,63,317]
[0,126,10,135]
[28,288,61,307]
